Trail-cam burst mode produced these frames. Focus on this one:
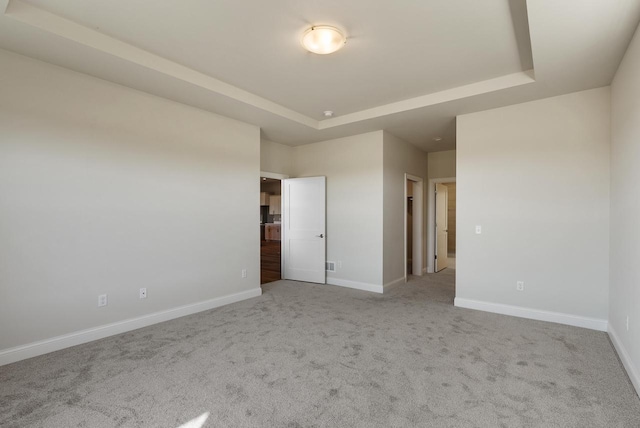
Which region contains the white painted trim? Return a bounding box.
[427,177,456,274]
[0,287,262,366]
[327,278,383,294]
[260,171,289,180]
[454,298,608,332]
[320,70,535,129]
[608,324,640,397]
[383,277,405,293]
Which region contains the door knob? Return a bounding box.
[316,234,324,238]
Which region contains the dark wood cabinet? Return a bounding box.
[265,223,281,241]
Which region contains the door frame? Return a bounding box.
[260,171,289,278]
[427,177,456,273]
[260,171,289,181]
[404,174,424,282]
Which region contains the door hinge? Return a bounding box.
[435,255,437,259]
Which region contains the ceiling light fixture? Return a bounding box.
[433,137,442,142]
[302,25,346,55]
[323,110,334,118]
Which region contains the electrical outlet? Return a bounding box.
[241,269,247,278]
[475,225,482,234]
[139,288,147,299]
[626,315,630,331]
[516,281,524,292]
[98,294,108,307]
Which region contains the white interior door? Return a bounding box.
[283,177,326,283]
[435,183,448,272]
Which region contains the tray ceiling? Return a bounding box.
[0,0,638,151]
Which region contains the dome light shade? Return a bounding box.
[302,26,346,54]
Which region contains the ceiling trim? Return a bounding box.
[5,0,319,128]
[4,0,537,133]
[319,70,536,129]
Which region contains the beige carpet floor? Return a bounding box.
[1,268,639,427]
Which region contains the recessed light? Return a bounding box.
[262,177,267,181]
[302,26,346,55]
[323,110,334,118]
[433,137,442,142]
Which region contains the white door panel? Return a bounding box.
[435,183,448,272]
[283,177,326,283]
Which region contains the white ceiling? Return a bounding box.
[1,0,639,151]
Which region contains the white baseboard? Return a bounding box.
[422,267,428,274]
[327,278,383,294]
[608,324,640,397]
[0,287,262,367]
[454,298,608,332]
[383,277,405,292]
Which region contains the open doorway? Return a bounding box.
[405,174,424,282]
[427,177,456,273]
[407,180,414,275]
[260,172,287,285]
[444,182,456,269]
[260,172,326,286]
[435,183,448,271]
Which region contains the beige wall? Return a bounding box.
[0,50,261,355]
[293,132,385,290]
[610,23,640,393]
[456,87,610,325]
[426,150,456,272]
[428,150,456,179]
[383,131,428,285]
[261,139,294,176]
[265,130,428,292]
